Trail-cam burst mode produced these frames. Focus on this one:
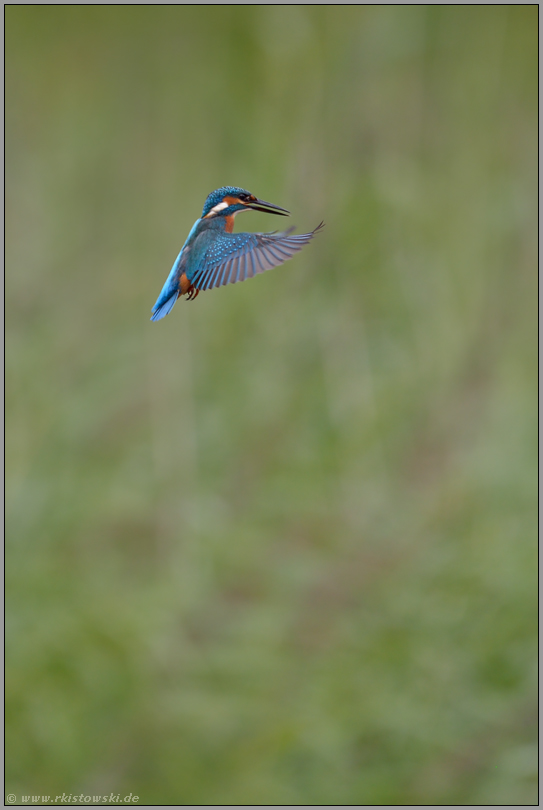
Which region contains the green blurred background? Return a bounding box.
[6,6,538,805]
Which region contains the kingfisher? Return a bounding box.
[151,186,324,320]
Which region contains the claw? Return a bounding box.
[184,285,200,301]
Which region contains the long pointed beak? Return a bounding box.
[247,198,290,216]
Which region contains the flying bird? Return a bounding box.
[151,186,324,321]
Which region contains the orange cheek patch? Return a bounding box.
[224,196,241,206]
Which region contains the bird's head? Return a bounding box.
[202,186,290,219]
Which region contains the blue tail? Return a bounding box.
[151,248,185,322]
[150,292,179,321]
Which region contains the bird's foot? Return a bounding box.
[185,285,200,301]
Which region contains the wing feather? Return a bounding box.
[209,265,222,289]
[254,248,267,273]
[217,260,229,288]
[201,265,215,290]
[234,256,243,285]
[237,256,245,285]
[247,250,256,278]
[225,258,235,286]
[267,245,287,263]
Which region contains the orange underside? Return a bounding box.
[179,273,200,301]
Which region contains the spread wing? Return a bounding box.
[189,222,324,291]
